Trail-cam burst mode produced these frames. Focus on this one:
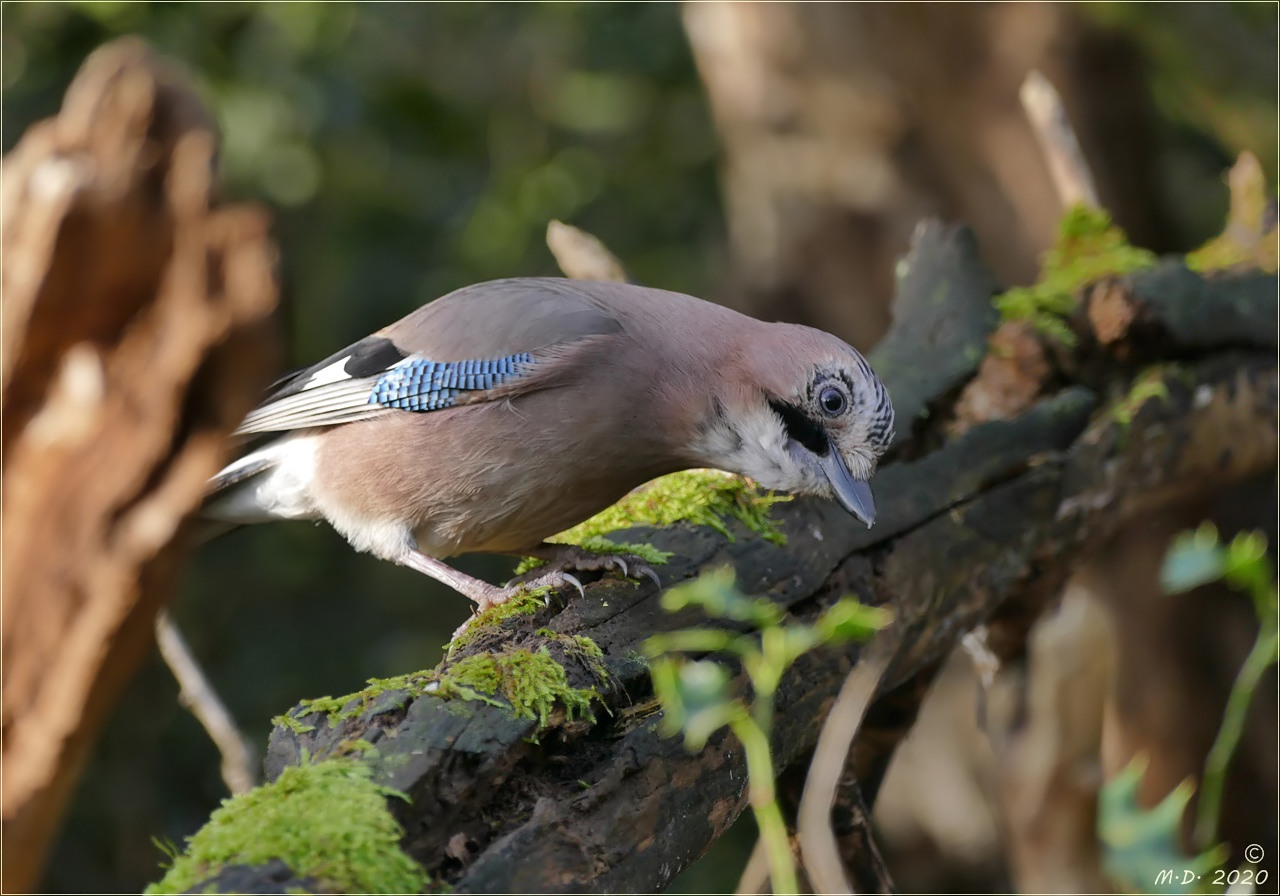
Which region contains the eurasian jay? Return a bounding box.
[203,278,895,614]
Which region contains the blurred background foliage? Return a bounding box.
[1087,2,1277,176]
[1081,1,1278,240]
[3,2,1274,892]
[4,2,725,356]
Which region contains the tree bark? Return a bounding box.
[227,226,1276,893]
[0,38,278,892]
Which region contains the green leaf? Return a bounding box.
[660,567,783,627]
[768,625,822,670]
[1223,532,1277,612]
[644,627,745,659]
[1161,524,1227,595]
[1162,525,1278,623]
[817,597,894,643]
[1099,756,1227,894]
[651,657,742,750]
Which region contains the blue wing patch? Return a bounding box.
[368,352,536,412]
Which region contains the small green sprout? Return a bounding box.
[1099,756,1227,894]
[644,568,891,895]
[1101,523,1276,893]
[1160,523,1277,850]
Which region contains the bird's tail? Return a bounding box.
[197,437,290,540]
[195,516,245,544]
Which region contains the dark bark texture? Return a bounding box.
[235,224,1276,893]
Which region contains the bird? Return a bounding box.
[202,277,895,619]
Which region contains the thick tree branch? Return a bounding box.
[211,225,1278,893]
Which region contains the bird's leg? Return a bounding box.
[508,542,663,590]
[397,549,507,612]
[396,548,587,640]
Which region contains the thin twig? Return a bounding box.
[155,611,257,795]
[546,220,629,282]
[796,649,891,895]
[1019,70,1100,210]
[960,625,1000,691]
[830,776,896,894]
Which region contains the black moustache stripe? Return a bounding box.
[768,399,829,457]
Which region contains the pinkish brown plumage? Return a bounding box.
[204,278,894,616]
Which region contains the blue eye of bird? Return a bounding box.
[819,385,847,417]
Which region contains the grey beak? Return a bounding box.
[819,447,876,527]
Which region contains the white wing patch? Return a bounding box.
[303,357,357,390]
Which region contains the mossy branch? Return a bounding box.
[164,217,1276,894]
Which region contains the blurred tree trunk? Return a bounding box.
[0,39,278,892]
[683,2,1161,349]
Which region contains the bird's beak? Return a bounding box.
[819,445,876,527]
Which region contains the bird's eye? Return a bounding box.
[819,385,848,417]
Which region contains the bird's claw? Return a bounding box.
[607,556,661,590]
[502,570,584,599]
[452,571,586,643]
[639,566,662,590]
[549,571,585,599]
[512,544,663,594]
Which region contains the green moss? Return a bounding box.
[512,537,673,577]
[146,758,427,894]
[274,671,436,732]
[513,470,787,581]
[287,695,355,727]
[448,587,551,651]
[563,536,673,567]
[433,654,504,707]
[436,646,597,727]
[360,670,437,696]
[273,712,316,736]
[333,738,378,759]
[554,469,790,546]
[273,614,601,737]
[1109,368,1172,428]
[539,630,604,661]
[995,204,1157,345]
[536,629,611,686]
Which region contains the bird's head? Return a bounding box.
[690,324,895,527]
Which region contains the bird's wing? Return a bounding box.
[236,278,624,435]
